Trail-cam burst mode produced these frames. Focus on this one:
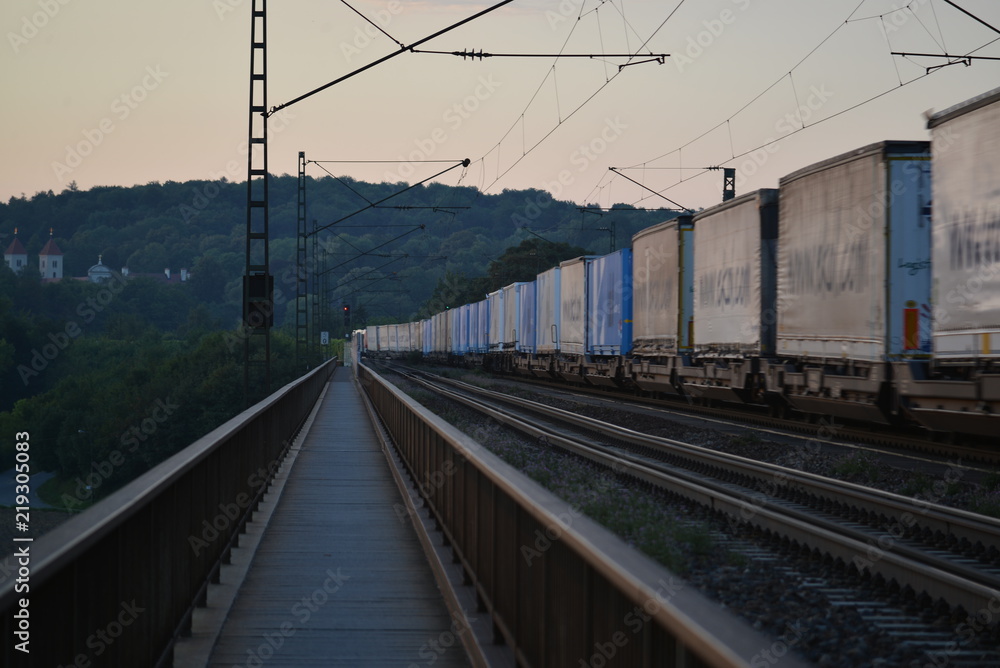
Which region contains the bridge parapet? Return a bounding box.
[359,362,809,668]
[0,359,336,667]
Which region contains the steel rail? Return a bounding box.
[401,368,1000,619]
[507,372,1000,464]
[425,372,1000,549]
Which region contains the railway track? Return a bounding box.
[386,364,1000,655]
[495,372,1000,467]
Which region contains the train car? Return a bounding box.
[511,281,537,375]
[895,87,1000,436]
[365,325,379,356]
[767,140,932,424]
[584,249,633,386]
[431,310,452,361]
[409,321,421,355]
[487,288,504,354]
[452,304,470,358]
[501,282,528,351]
[679,190,778,403]
[387,323,400,356]
[630,216,694,394]
[398,322,414,356]
[421,318,432,357]
[530,266,561,377]
[468,299,490,363]
[554,256,592,381]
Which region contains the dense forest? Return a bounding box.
[0,177,675,506]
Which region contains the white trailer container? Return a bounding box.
[431,310,451,357]
[692,189,778,357]
[927,87,1000,359]
[396,322,412,354]
[558,257,589,356]
[452,304,470,355]
[773,140,931,423]
[518,282,537,353]
[631,217,694,357]
[679,192,778,403]
[387,324,399,354]
[469,299,489,354]
[630,216,693,394]
[555,257,591,381]
[366,325,378,354]
[894,88,1000,436]
[487,288,504,352]
[501,282,528,351]
[408,321,420,353]
[535,267,561,354]
[777,140,931,361]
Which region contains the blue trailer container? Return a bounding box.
[452,304,470,355]
[421,318,432,356]
[586,249,633,356]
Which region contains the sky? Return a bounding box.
[2,0,999,213]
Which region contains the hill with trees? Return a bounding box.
[0,177,677,508]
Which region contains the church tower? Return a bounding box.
[3,228,28,273]
[38,228,64,280]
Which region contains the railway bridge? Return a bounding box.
[0,357,806,668]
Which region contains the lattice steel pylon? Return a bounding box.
[312,219,321,365]
[243,0,271,405]
[296,151,309,369]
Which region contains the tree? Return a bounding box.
[189,255,227,303]
[486,238,588,290]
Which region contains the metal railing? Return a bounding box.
[0,359,337,668]
[359,363,809,668]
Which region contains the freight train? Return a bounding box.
[359,87,1000,439]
